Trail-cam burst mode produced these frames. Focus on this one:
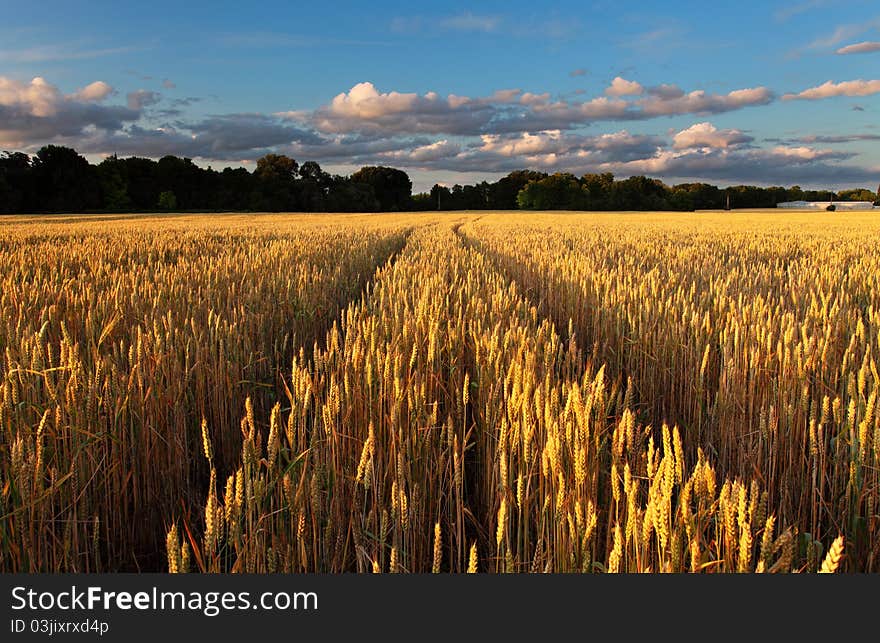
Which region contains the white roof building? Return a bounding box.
[777,201,878,210]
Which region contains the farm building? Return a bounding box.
[777,200,878,210]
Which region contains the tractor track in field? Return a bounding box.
[130,227,414,572]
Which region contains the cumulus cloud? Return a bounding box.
[579,144,870,186]
[297,80,778,138]
[462,129,663,171]
[638,87,774,116]
[646,84,686,99]
[69,81,114,102]
[783,79,880,100]
[769,145,851,161]
[478,130,565,157]
[673,122,753,149]
[287,135,436,161]
[481,89,521,104]
[382,139,461,163]
[0,76,60,118]
[388,124,871,188]
[3,74,875,190]
[310,81,495,135]
[497,85,773,132]
[324,82,427,118]
[587,131,665,159]
[519,92,550,106]
[605,77,644,97]
[836,41,880,55]
[27,111,879,189]
[0,76,139,147]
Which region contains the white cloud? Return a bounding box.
[769,145,845,161]
[383,139,461,163]
[605,77,644,97]
[303,79,777,138]
[836,41,880,55]
[69,81,113,102]
[470,129,662,167]
[4,73,875,191]
[582,144,869,186]
[488,89,522,103]
[311,81,495,135]
[519,92,550,106]
[326,82,410,119]
[479,130,564,157]
[638,87,773,116]
[505,85,773,132]
[0,76,60,117]
[673,122,753,149]
[783,79,880,100]
[0,76,138,147]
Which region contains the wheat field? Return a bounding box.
[1,210,877,573]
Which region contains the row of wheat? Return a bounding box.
[1,214,410,571]
[169,220,845,573]
[462,212,878,571]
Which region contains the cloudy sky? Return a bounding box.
[2,0,879,191]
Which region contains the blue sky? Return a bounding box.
[1,0,879,191]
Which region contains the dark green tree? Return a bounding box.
[488,170,548,209]
[216,167,256,211]
[158,190,177,210]
[516,173,586,210]
[31,145,101,212]
[118,157,159,209]
[671,183,722,211]
[252,154,299,211]
[326,178,380,212]
[156,155,204,209]
[97,155,132,210]
[610,176,670,210]
[0,152,34,213]
[350,166,412,211]
[430,184,452,210]
[297,161,333,211]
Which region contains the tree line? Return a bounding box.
[1,145,877,214]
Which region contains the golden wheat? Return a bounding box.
[1,210,876,573]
